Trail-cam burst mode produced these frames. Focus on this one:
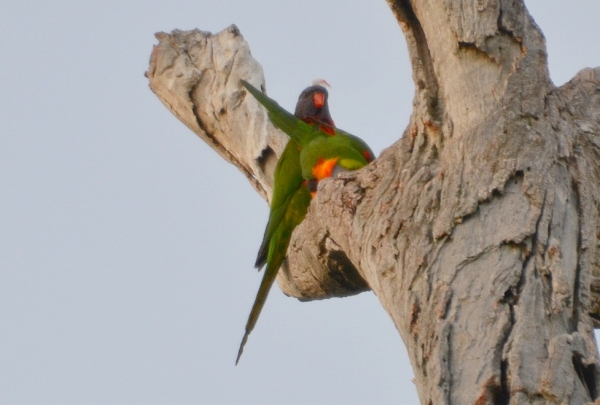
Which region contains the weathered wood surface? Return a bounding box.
[147,26,284,202]
[147,0,600,402]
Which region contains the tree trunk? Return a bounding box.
[146,1,600,403]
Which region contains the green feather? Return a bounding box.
[241,80,325,148]
[254,140,303,269]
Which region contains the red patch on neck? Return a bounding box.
[320,123,336,135]
[302,117,336,136]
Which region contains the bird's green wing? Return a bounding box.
[300,135,370,180]
[335,129,376,163]
[254,140,304,269]
[241,80,325,148]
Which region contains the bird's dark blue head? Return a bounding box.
[294,84,334,133]
[294,85,331,120]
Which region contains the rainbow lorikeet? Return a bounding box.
[253,82,336,271]
[241,80,374,175]
[236,80,374,364]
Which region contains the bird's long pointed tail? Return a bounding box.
[235,262,280,365]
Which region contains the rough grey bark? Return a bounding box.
[147,1,600,404]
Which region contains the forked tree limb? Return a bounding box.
[147,1,600,402]
[147,25,370,298]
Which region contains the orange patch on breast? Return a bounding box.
[312,157,340,180]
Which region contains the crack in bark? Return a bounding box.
[495,285,516,405]
[570,176,583,333]
[568,177,599,401]
[386,0,443,125]
[256,145,276,178]
[491,190,548,404]
[445,324,453,404]
[221,47,239,89]
[573,353,598,401]
[495,359,510,405]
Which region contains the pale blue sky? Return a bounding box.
[1,1,599,404]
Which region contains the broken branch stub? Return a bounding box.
[146,26,370,300]
[147,25,282,201]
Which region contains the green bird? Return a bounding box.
[242,80,374,190]
[253,82,337,270]
[236,81,338,365]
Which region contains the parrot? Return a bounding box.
[242,80,374,187]
[253,81,336,271]
[236,80,338,365]
[236,80,375,364]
